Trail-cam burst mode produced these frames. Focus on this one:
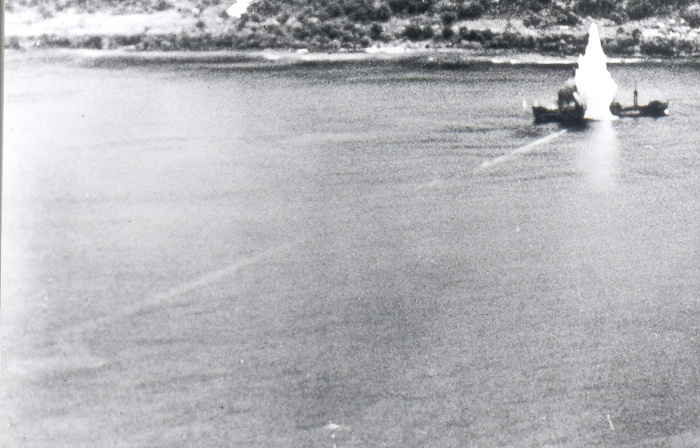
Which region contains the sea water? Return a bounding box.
[3,53,700,447]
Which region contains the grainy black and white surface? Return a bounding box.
[2,53,700,447]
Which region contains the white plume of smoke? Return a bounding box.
[226,0,256,18]
[575,23,618,121]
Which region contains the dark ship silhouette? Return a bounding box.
[533,83,668,125]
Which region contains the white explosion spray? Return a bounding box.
[575,23,617,120]
[226,0,256,18]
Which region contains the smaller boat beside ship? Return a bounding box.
[609,99,669,118]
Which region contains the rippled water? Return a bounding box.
[3,53,700,447]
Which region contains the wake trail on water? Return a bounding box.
[24,241,303,376]
[4,243,297,377]
[58,240,303,338]
[475,129,568,172]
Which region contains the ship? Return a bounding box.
[533,85,668,125]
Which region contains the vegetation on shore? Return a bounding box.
[5,0,700,56]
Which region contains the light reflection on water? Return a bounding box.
[578,120,620,192]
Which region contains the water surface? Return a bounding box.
[3,53,700,447]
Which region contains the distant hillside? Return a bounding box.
[7,0,699,20]
[246,0,697,24]
[5,0,700,55]
[8,0,699,22]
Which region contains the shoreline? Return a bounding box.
[5,47,699,69]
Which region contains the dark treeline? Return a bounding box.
[226,0,700,52]
[7,0,700,21]
[244,0,700,23]
[6,0,700,54]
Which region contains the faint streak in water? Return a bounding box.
[632,166,677,180]
[134,371,232,392]
[442,125,510,134]
[415,178,448,191]
[6,242,302,377]
[456,150,501,159]
[58,241,303,337]
[344,75,458,84]
[492,170,579,183]
[441,123,526,135]
[475,129,568,172]
[512,126,558,139]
